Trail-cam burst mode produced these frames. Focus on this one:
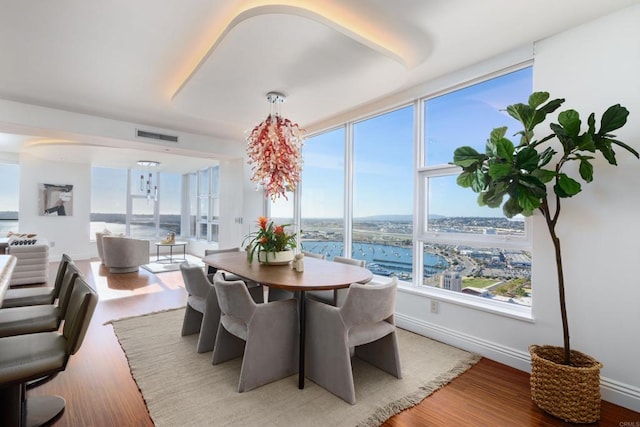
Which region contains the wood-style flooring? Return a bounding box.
[22,259,640,426]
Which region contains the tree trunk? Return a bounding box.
[548,226,571,365]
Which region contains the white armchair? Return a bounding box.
[102,236,149,273]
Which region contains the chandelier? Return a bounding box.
[247,92,304,200]
[137,160,159,204]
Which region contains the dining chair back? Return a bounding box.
[307,256,367,306]
[302,251,325,259]
[1,253,73,308]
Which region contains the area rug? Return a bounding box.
[141,254,205,274]
[110,308,481,427]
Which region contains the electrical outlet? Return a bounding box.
[430,300,439,314]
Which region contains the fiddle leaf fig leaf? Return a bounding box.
[558,109,581,139]
[452,146,484,168]
[595,139,617,165]
[503,196,523,218]
[555,173,582,197]
[587,112,596,134]
[518,174,547,197]
[488,162,512,179]
[550,122,576,152]
[528,91,550,108]
[577,133,596,152]
[515,146,539,171]
[456,170,476,188]
[538,97,565,115]
[471,169,488,192]
[537,146,555,167]
[599,104,629,134]
[517,186,542,212]
[483,184,506,208]
[487,127,507,156]
[496,138,514,161]
[506,103,531,128]
[579,158,594,183]
[531,168,556,184]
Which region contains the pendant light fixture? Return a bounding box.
[247,92,305,200]
[137,160,159,203]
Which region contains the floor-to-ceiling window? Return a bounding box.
[0,163,19,235]
[296,65,533,313]
[195,166,220,242]
[352,105,414,274]
[90,167,127,236]
[90,166,182,240]
[418,66,533,308]
[299,127,345,259]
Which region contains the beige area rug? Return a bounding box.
[110,308,481,427]
[141,254,204,274]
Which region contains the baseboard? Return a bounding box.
[395,312,640,412]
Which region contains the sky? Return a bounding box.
[0,163,19,211]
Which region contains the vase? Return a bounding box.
[529,345,602,423]
[257,250,294,265]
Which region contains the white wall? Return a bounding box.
[394,5,640,411]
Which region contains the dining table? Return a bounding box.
[203,251,372,389]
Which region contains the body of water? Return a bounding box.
[301,240,448,280]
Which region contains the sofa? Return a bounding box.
[6,237,50,286]
[101,236,150,273]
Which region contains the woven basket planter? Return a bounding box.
[529,345,603,423]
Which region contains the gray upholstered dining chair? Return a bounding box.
[204,248,260,292]
[0,275,98,427]
[307,256,367,307]
[1,253,72,308]
[302,251,325,259]
[180,263,221,353]
[212,275,298,392]
[305,277,401,404]
[0,262,82,338]
[204,247,242,281]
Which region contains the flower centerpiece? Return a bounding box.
[243,216,297,265]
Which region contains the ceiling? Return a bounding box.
[1,0,639,171]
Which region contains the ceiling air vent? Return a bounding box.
[136,129,179,143]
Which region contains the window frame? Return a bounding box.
[296,63,534,319]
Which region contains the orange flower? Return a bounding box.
[243,216,297,263]
[258,216,268,230]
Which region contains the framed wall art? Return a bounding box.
[39,183,73,216]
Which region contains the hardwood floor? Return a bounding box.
[24,259,639,426]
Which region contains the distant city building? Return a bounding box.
[440,270,462,292]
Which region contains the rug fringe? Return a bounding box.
[357,353,483,427]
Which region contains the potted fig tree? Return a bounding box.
[451,92,638,423]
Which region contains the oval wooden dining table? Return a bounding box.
[203,251,372,389]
